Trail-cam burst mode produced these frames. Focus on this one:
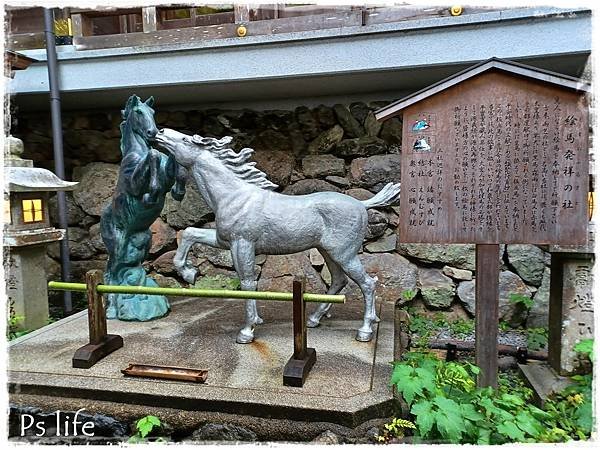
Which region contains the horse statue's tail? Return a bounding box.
[361,182,401,208]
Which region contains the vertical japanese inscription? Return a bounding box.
[400,79,587,244]
[406,113,444,229]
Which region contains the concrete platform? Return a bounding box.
[9,296,395,427]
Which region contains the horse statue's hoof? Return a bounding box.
[356,329,373,342]
[236,329,255,344]
[180,267,198,285]
[306,316,321,328]
[106,306,117,320]
[255,316,264,325]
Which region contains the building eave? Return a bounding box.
[8,6,591,112]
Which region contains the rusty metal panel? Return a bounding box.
[122,364,208,383]
[399,70,589,245]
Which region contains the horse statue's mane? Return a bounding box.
[191,134,278,190]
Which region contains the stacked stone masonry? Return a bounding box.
[14,101,550,328]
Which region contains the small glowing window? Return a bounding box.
[22,199,43,223]
[4,198,11,224]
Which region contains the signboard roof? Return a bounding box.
[374,57,590,122]
[377,58,589,245]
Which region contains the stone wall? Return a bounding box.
[14,101,550,328]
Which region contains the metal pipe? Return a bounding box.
[48,281,346,303]
[44,8,72,314]
[426,339,548,361]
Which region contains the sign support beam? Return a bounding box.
[475,244,500,388]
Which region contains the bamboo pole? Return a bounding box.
[48,281,345,303]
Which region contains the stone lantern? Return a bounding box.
[3,136,77,331]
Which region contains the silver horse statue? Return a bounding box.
[155,128,400,344]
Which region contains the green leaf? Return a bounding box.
[128,435,143,444]
[435,410,466,443]
[147,415,161,426]
[415,367,436,395]
[411,401,434,437]
[527,405,553,421]
[500,393,525,406]
[431,396,467,443]
[575,400,593,433]
[476,428,491,445]
[479,396,503,418]
[392,364,433,405]
[460,403,485,422]
[574,339,594,361]
[514,411,542,437]
[509,293,534,309]
[465,362,480,375]
[390,364,412,386]
[136,416,161,438]
[497,421,526,442]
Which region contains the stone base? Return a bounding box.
[9,297,394,427]
[518,362,572,408]
[5,245,51,331]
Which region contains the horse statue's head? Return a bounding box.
[154,128,228,167]
[121,95,159,144]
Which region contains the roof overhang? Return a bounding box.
[5,167,78,192]
[8,7,591,112]
[374,57,591,121]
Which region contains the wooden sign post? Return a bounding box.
[475,244,500,387]
[375,58,590,387]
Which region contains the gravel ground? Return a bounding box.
[416,328,529,348]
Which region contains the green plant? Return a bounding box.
[448,318,474,338]
[509,292,534,309]
[498,320,512,332]
[194,274,241,290]
[128,415,168,443]
[527,327,548,351]
[7,315,31,341]
[408,315,433,348]
[540,373,593,442]
[574,339,593,361]
[408,314,475,348]
[376,417,416,443]
[401,289,416,302]
[498,370,534,401]
[391,351,564,444]
[537,339,594,442]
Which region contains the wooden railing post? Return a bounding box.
[72,270,123,369]
[292,276,307,359]
[142,7,157,33]
[283,276,317,387]
[86,270,107,344]
[234,4,251,23]
[70,13,92,37]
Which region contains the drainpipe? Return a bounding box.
[44,8,72,315]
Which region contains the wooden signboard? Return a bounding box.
[397,70,588,245]
[376,58,590,387]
